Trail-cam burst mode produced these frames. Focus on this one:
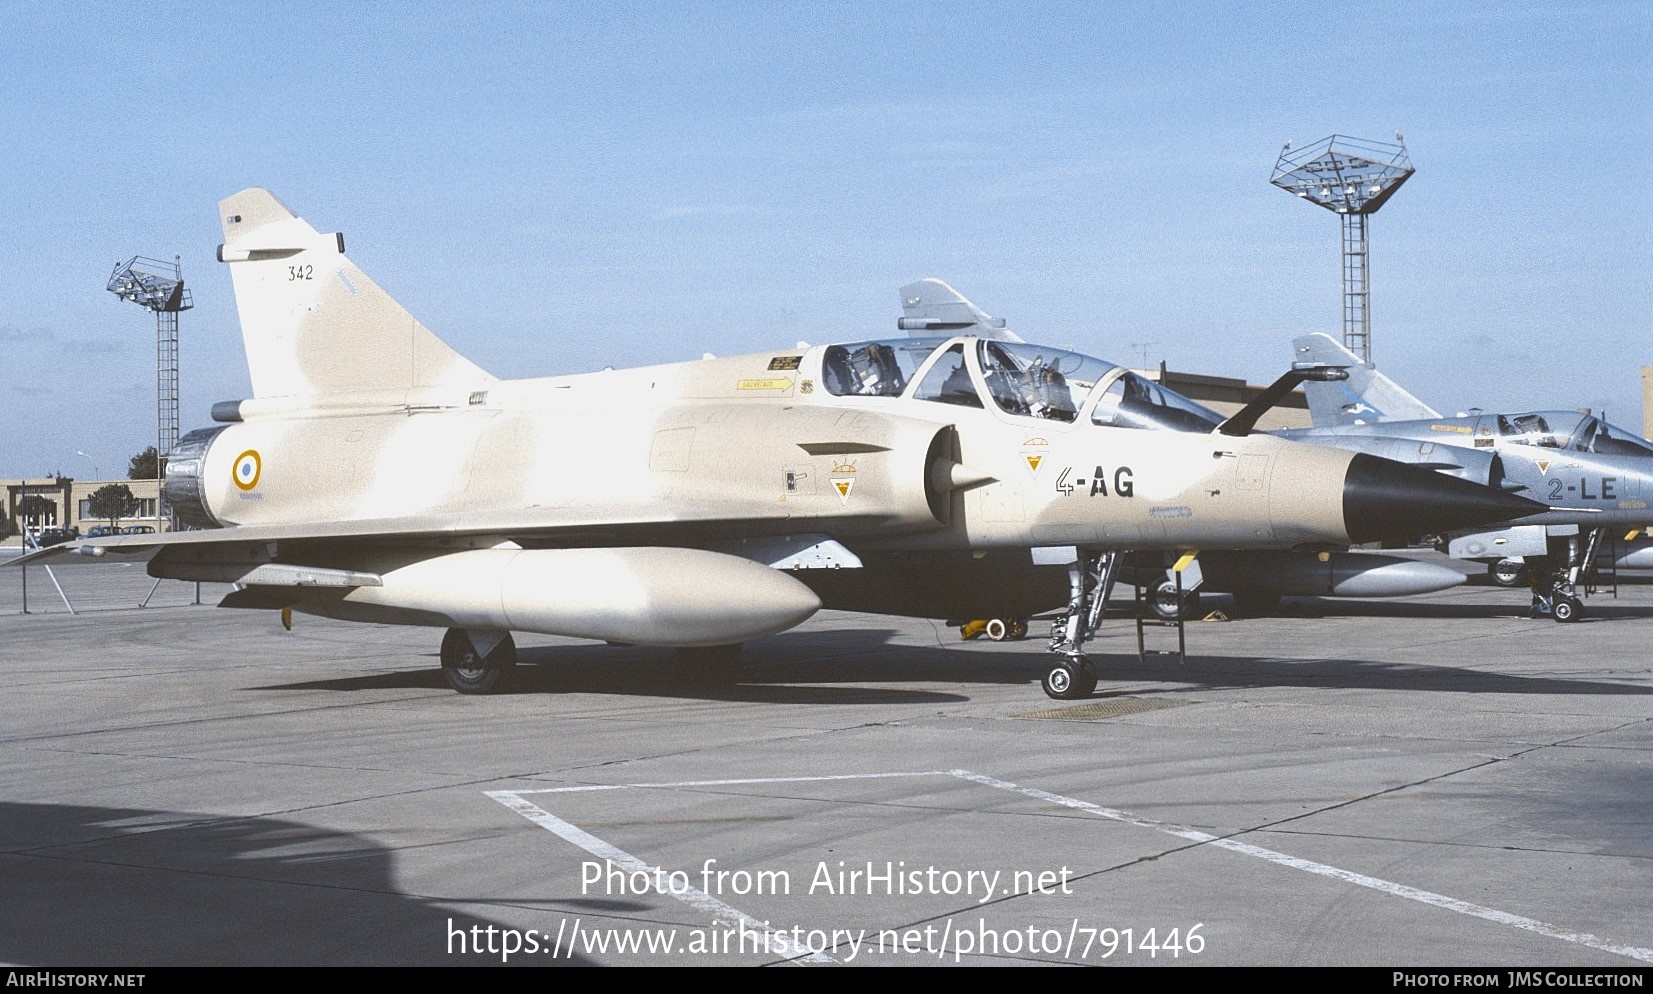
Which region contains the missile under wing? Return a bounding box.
[9,191,1543,698]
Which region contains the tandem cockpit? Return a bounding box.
[1485,411,1653,458]
[819,336,1223,434]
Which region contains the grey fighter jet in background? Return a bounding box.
[10,191,1542,700]
[1282,333,1653,620]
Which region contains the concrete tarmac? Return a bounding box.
[1,558,1650,967]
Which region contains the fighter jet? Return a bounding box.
[9,190,1542,700]
[899,282,1478,621]
[1282,333,1653,620]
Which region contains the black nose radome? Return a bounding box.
[1344,453,1546,544]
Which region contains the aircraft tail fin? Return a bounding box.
[1291,333,1439,426]
[897,278,1023,341]
[217,188,491,401]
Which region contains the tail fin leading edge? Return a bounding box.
[217,188,490,401]
[1292,333,1439,426]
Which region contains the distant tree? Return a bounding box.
[18,494,57,529]
[88,484,138,529]
[128,447,166,480]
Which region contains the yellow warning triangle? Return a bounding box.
[1025,454,1043,473]
[833,479,854,501]
[1537,460,1550,475]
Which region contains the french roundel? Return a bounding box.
[232,450,262,491]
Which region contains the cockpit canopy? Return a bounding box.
[1495,411,1653,457]
[821,336,1223,433]
[820,338,944,398]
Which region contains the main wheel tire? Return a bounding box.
[1042,659,1092,700]
[985,618,1010,641]
[1552,597,1583,623]
[1151,580,1201,621]
[1490,559,1529,588]
[1008,618,1029,640]
[441,629,517,695]
[1151,580,1182,621]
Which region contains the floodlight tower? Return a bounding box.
[1270,134,1414,363]
[107,255,192,511]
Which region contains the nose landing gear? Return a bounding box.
[1040,550,1122,700]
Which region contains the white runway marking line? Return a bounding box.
[490,790,832,963]
[507,770,946,795]
[491,769,1653,966]
[951,770,1653,965]
[491,772,951,964]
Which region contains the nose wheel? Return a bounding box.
[1042,656,1098,700]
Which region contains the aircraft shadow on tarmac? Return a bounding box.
[1463,573,1653,589]
[0,801,594,966]
[1079,653,1653,697]
[255,626,980,703]
[248,618,1652,701]
[1232,596,1653,622]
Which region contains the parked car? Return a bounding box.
[33,527,77,547]
[84,525,123,538]
[119,525,155,535]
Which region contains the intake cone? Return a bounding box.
[1343,453,1545,544]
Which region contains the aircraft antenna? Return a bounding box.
[1128,341,1156,371]
[1270,134,1414,364]
[107,254,192,523]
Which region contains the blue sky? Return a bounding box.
[2,1,1648,478]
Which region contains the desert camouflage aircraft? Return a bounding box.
[10,190,1543,698]
[898,282,1477,622]
[1284,333,1653,621]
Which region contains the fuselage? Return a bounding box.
[169,335,1403,557]
[13,188,1554,690]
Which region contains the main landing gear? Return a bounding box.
[1489,558,1529,588]
[441,628,518,694]
[1040,551,1121,700]
[1149,578,1203,622]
